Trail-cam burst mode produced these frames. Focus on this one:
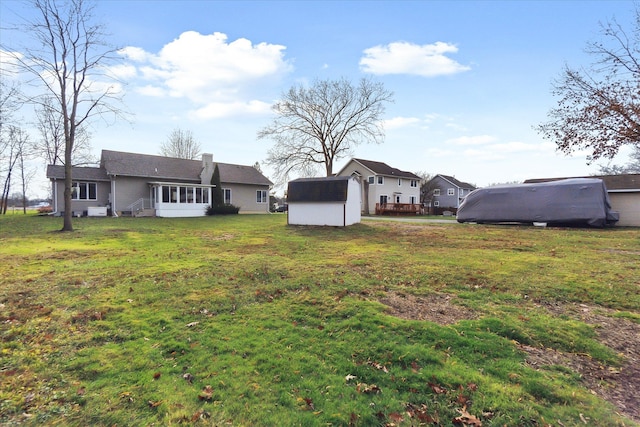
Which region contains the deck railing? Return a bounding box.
[375,203,421,215]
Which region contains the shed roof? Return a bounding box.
[288,176,353,202]
[348,158,421,180]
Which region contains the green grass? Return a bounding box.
[1,215,639,426]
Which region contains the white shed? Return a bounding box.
[287,176,361,226]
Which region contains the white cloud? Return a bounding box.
[107,64,137,80]
[384,116,421,130]
[0,50,23,76]
[120,31,292,115]
[136,85,166,97]
[118,46,150,62]
[487,141,553,153]
[192,100,272,119]
[360,41,471,77]
[447,135,497,146]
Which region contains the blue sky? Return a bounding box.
[1,0,636,196]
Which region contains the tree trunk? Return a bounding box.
[62,139,74,231]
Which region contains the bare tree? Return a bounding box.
[159,128,201,159]
[258,77,394,184]
[536,8,640,162]
[1,126,29,214]
[415,171,437,207]
[4,0,124,231]
[35,96,95,166]
[598,144,640,174]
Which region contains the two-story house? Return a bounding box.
[426,174,476,213]
[336,158,421,215]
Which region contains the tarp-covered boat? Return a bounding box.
[456,178,619,227]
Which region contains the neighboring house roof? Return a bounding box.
[435,174,476,190]
[288,176,352,202]
[345,158,421,180]
[46,165,110,181]
[525,174,640,192]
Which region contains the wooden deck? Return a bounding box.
[375,203,421,216]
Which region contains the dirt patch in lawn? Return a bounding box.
[532,302,640,422]
[380,293,640,422]
[380,291,478,325]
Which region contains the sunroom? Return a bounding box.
[149,182,214,217]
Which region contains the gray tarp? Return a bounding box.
[456,178,619,227]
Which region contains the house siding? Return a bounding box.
[224,183,270,214]
[430,175,474,210]
[51,179,110,215]
[608,193,640,227]
[337,160,420,214]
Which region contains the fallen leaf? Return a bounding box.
[198,385,214,401]
[356,383,381,394]
[453,407,482,426]
[429,382,447,394]
[186,321,199,327]
[148,400,163,408]
[153,372,161,380]
[345,374,357,382]
[388,412,404,423]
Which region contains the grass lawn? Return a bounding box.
[1,214,639,426]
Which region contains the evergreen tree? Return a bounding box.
[211,164,223,209]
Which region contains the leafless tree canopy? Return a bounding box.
[258,77,393,184]
[159,128,201,159]
[536,8,640,162]
[598,145,640,174]
[3,0,124,231]
[35,96,95,166]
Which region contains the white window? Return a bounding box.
[256,190,267,203]
[395,195,401,203]
[368,176,375,184]
[410,196,417,204]
[448,188,455,196]
[398,179,402,186]
[433,189,440,196]
[434,201,440,207]
[223,188,232,204]
[410,180,418,188]
[72,182,97,201]
[377,176,384,185]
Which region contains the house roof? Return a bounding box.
[287,176,352,202]
[436,174,476,190]
[101,150,273,186]
[525,174,640,192]
[47,150,273,186]
[346,158,421,180]
[46,165,110,181]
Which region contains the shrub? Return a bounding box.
[206,204,240,215]
[37,206,53,214]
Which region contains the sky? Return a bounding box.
[1,0,637,197]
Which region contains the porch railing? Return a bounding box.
[126,198,148,213]
[375,203,421,216]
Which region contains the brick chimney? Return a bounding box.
[201,153,214,184]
